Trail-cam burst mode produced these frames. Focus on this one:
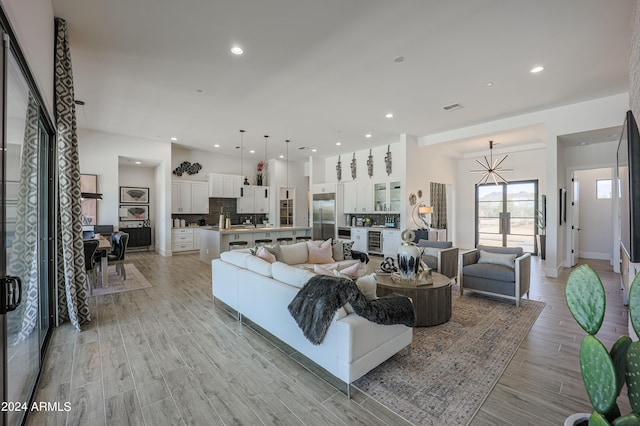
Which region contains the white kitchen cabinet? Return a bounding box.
[351,227,368,253]
[237,186,255,213]
[356,181,373,213]
[172,228,195,252]
[254,186,270,213]
[373,180,402,212]
[172,181,209,214]
[312,183,336,194]
[382,229,402,257]
[343,182,357,213]
[237,185,270,214]
[208,173,242,198]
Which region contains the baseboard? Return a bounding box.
[579,251,611,261]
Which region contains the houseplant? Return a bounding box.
[256,161,265,186]
[565,265,640,425]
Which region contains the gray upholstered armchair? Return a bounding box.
[416,239,459,281]
[459,245,531,307]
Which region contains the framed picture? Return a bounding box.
[120,186,149,204]
[120,204,149,220]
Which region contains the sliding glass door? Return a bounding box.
[1,33,53,426]
[476,180,538,253]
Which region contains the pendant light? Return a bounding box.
[470,140,512,185]
[264,134,269,186]
[239,129,245,196]
[285,139,290,199]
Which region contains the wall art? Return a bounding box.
[120,204,149,221]
[173,161,202,176]
[385,145,392,175]
[120,186,149,203]
[336,155,342,181]
[350,153,357,180]
[367,149,373,178]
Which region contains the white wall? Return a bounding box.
[322,141,403,183]
[574,168,615,260]
[77,129,172,255]
[1,0,54,118]
[171,145,260,183]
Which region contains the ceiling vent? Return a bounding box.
[442,103,462,111]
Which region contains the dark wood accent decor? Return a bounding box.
[122,227,152,250]
[376,272,452,326]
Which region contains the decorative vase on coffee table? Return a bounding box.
[397,229,421,281]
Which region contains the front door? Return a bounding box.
[476,180,538,252]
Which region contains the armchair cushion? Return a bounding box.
[477,250,517,268]
[463,263,516,283]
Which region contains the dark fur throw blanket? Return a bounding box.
[287,275,416,345]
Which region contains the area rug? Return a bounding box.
[353,287,545,426]
[90,264,151,296]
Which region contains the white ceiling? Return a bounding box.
[52,0,633,162]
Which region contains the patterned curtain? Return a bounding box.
[55,18,90,329]
[7,94,39,345]
[430,182,447,230]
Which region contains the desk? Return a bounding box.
[95,236,111,287]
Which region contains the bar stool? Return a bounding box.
[295,236,311,242]
[254,239,272,246]
[229,241,248,250]
[276,237,293,245]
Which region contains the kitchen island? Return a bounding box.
[199,226,311,263]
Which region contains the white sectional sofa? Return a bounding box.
[211,241,413,397]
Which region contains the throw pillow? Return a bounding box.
[313,264,334,276]
[256,246,276,263]
[338,262,359,277]
[332,239,345,261]
[280,241,309,264]
[307,239,334,264]
[478,249,517,268]
[342,241,354,260]
[356,273,377,301]
[264,243,284,262]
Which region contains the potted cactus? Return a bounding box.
[565,264,640,425]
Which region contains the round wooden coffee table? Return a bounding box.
[376,271,453,327]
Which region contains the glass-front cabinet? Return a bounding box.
[372,180,401,212]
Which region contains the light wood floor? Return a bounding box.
[25,252,628,425]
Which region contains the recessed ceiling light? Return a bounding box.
[385,113,394,119]
[311,149,317,152]
[279,155,284,158]
[134,161,142,165]
[249,150,255,154]
[213,144,220,148]
[170,137,177,141]
[336,142,342,146]
[530,65,544,73]
[365,133,372,138]
[231,46,243,55]
[486,82,494,87]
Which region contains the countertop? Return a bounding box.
[201,225,311,234]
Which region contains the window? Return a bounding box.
[596,179,612,199]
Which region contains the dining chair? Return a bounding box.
[83,239,100,295]
[108,232,129,281]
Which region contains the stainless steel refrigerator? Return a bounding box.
[312,193,336,240]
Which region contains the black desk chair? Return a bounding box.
[108,232,129,281]
[83,239,100,295]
